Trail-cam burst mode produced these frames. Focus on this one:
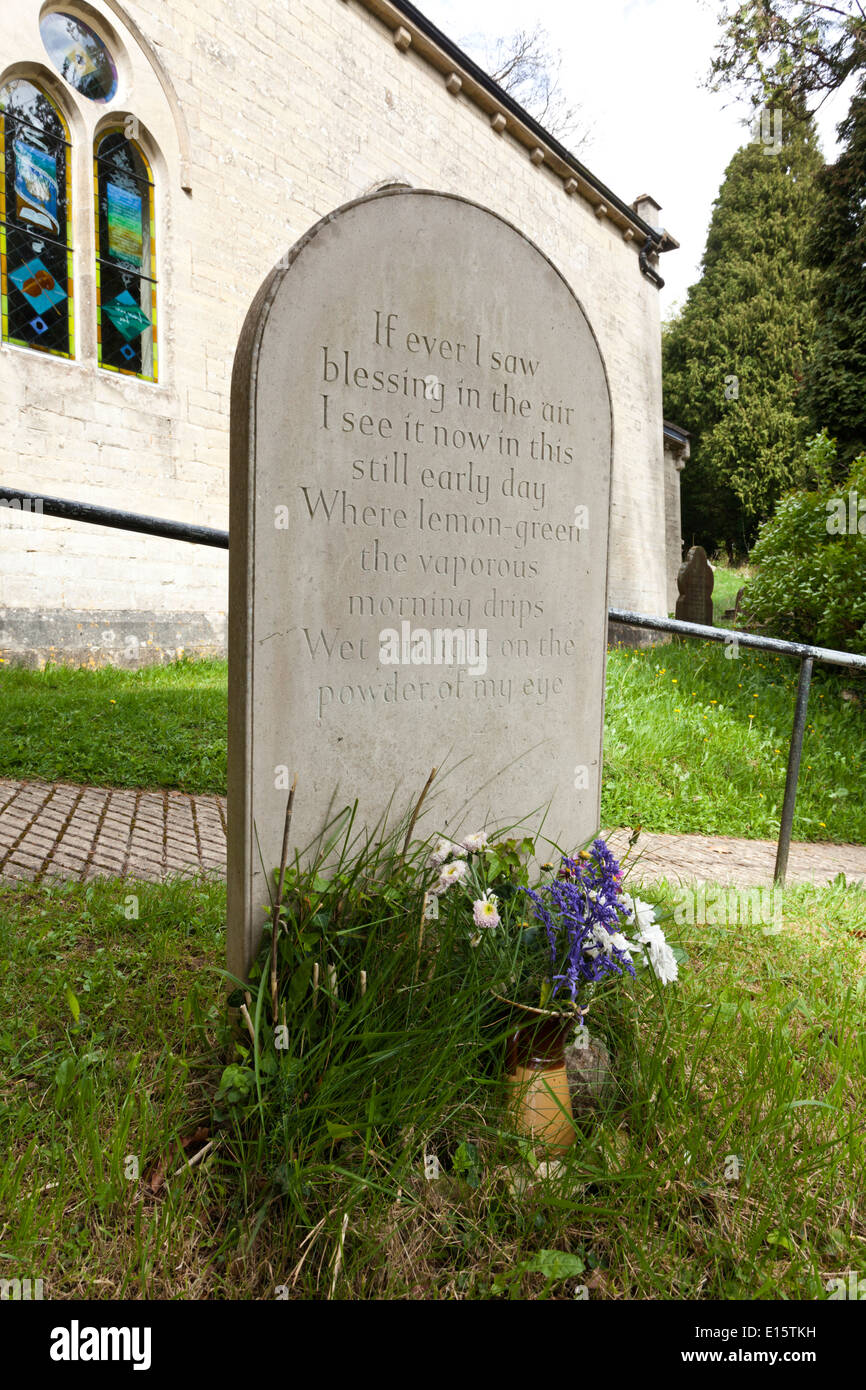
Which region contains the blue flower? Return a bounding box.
[522,842,635,1000]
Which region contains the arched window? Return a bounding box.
[0,78,74,359]
[94,130,156,381]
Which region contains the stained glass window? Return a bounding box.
[40,12,118,104]
[0,79,74,359]
[94,131,157,381]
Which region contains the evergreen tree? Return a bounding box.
[663,115,822,556]
[802,82,866,465]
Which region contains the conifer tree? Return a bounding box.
[663,115,822,556]
[802,81,866,465]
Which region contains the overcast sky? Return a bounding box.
[420,0,851,319]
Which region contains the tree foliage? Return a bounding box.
[662,117,823,556]
[742,433,866,650]
[461,23,590,149]
[711,1,866,111]
[801,80,866,461]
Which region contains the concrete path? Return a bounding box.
[1,777,864,888]
[605,828,866,888]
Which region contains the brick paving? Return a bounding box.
[1,776,864,888]
[0,778,226,884]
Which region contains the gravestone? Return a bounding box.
[675,545,714,626]
[723,586,745,622]
[228,189,612,978]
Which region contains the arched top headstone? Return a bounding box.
[228,189,613,978]
[675,545,714,627]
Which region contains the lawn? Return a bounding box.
[2,874,863,1299]
[0,659,228,795]
[603,641,865,842]
[0,640,862,843]
[710,561,751,625]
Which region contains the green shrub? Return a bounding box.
[741,433,866,653]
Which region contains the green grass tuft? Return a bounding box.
[0,659,227,793]
[1,870,864,1299]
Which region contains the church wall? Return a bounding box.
[0,0,671,666]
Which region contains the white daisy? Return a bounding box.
[472,891,500,930]
[435,859,468,893]
[430,837,465,867]
[462,831,488,854]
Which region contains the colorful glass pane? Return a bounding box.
[106,182,143,267]
[13,140,61,234]
[9,257,68,314]
[0,80,73,359]
[95,131,156,381]
[40,12,118,103]
[103,289,150,341]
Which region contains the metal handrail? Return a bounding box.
[0,487,229,549]
[610,610,864,883]
[4,486,864,885]
[609,607,866,672]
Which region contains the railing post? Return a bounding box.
[774,656,814,887]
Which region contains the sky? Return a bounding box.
[419,0,852,319]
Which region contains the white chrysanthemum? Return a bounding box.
[472,891,500,930]
[430,837,465,867]
[608,930,639,956]
[623,904,678,985]
[591,924,638,958]
[462,831,488,854]
[643,935,678,984]
[436,859,468,893]
[621,893,657,934]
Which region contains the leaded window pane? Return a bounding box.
[95,131,157,382]
[40,12,118,104]
[0,79,74,359]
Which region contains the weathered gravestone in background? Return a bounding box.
[675,545,714,627]
[228,189,612,979]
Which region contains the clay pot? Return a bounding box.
[502,1002,580,1152]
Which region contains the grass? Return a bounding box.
[0,659,227,794]
[710,561,752,625]
[2,871,864,1300]
[603,641,866,842]
[0,637,862,843]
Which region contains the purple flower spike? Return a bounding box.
[522,842,635,999]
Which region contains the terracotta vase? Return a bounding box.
[504,1004,577,1152]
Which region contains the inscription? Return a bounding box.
[280,308,590,720]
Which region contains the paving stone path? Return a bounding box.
[1,777,864,888]
[0,778,226,883]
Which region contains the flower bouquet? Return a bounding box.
[429,832,678,1149]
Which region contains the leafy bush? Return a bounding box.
[741,433,866,653]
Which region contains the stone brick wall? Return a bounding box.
[0,0,673,666]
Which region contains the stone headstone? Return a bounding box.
[723,585,745,621]
[675,545,714,626]
[228,190,612,978]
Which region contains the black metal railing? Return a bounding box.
[609,609,865,884]
[3,486,865,886]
